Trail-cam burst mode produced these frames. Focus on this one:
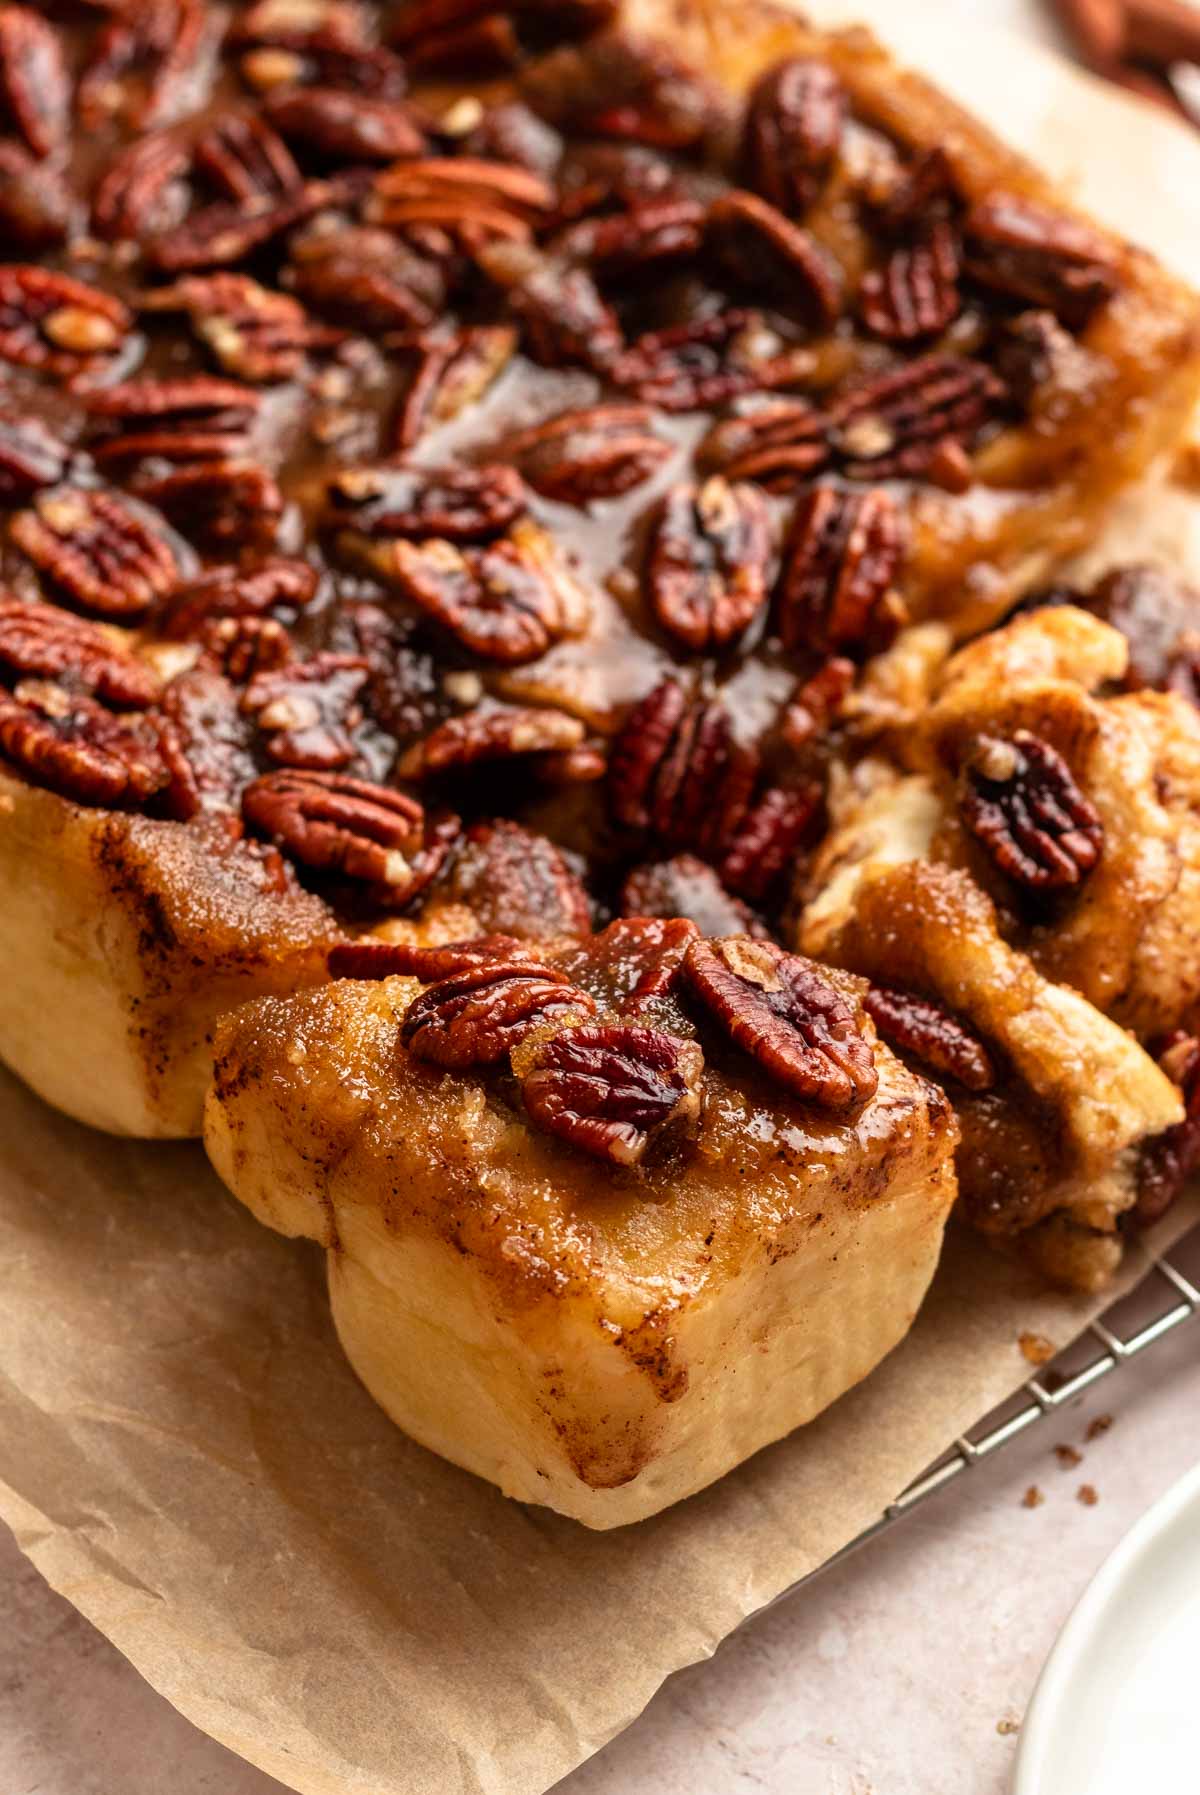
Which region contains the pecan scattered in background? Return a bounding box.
[1044,0,1200,123]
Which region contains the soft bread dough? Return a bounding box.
[0,771,341,1136]
[800,606,1196,1286]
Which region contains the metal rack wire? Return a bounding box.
[811,1231,1200,1580]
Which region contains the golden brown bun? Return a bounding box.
[0,771,343,1136]
[204,970,958,1526]
[799,604,1199,1287]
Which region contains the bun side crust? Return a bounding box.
[204,976,959,1526]
[0,771,341,1136]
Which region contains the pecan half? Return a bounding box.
[707,190,843,327]
[10,489,180,620]
[0,141,72,251]
[959,730,1104,891]
[777,485,904,655]
[143,275,327,383]
[863,984,995,1092]
[0,266,131,378]
[232,11,409,96]
[550,196,705,277]
[157,665,259,816]
[159,581,265,673]
[646,478,771,653]
[781,655,855,751]
[242,768,442,900]
[611,310,807,413]
[391,327,517,451]
[859,220,961,342]
[0,6,70,158]
[453,98,564,175]
[993,308,1088,414]
[519,33,718,151]
[86,376,260,465]
[607,678,757,858]
[264,85,426,162]
[370,525,587,664]
[0,679,170,809]
[829,354,1002,483]
[392,0,616,60]
[150,182,331,274]
[369,156,554,244]
[499,256,623,372]
[329,933,537,982]
[400,959,594,1068]
[397,705,585,778]
[0,414,70,502]
[77,0,206,130]
[963,194,1119,328]
[682,935,877,1109]
[438,816,592,938]
[194,109,302,202]
[1136,1032,1200,1227]
[566,914,699,1008]
[718,783,821,901]
[696,396,830,489]
[132,460,283,552]
[332,601,440,749]
[869,147,958,233]
[0,599,158,709]
[92,131,192,242]
[328,462,527,544]
[403,11,520,76]
[505,404,672,504]
[521,1023,703,1164]
[242,651,368,769]
[550,140,678,222]
[203,615,293,684]
[620,854,767,939]
[287,219,446,332]
[742,57,845,217]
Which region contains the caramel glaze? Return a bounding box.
[3,0,1200,936]
[210,959,958,1327]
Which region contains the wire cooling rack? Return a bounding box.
[810,1225,1200,1582]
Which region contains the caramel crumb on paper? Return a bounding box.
[1054,1443,1083,1468]
[1085,1413,1113,1440]
[1077,1484,1099,1506]
[996,1715,1021,1737]
[1021,1485,1044,1509]
[1019,1331,1055,1366]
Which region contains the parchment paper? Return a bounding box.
[4,8,1200,1794]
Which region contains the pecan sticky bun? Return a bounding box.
[0,0,1197,1524]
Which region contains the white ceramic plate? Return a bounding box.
[1014,1460,1200,1793]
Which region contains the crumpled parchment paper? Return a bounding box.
[3,6,1200,1792]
